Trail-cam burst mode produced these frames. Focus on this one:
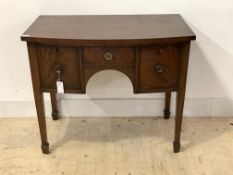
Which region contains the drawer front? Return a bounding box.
[138,45,179,91]
[83,47,135,64]
[36,45,81,90]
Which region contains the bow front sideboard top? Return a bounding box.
[21,15,196,154]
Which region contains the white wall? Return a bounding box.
[0,0,233,117]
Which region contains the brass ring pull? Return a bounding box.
[104,52,113,61]
[55,65,63,81]
[154,64,164,74]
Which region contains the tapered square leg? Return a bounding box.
[173,141,180,153]
[164,92,171,119]
[173,42,190,153]
[50,92,59,120]
[41,143,50,154]
[35,91,50,154]
[27,43,50,154]
[174,90,185,153]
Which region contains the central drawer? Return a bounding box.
[83,47,135,65]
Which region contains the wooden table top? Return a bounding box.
[21,14,196,45]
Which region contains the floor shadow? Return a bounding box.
[51,117,233,152]
[53,117,162,144]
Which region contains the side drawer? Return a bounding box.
[36,45,81,91]
[83,47,135,65]
[137,45,179,91]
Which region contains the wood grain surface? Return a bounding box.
[21,15,196,45]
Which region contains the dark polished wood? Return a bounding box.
[174,42,191,153]
[36,45,81,91]
[164,92,171,119]
[21,15,195,46]
[22,15,196,153]
[50,92,59,120]
[27,43,49,154]
[138,45,179,92]
[83,47,136,65]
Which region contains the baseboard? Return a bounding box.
[0,98,233,117]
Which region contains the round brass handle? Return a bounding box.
[104,52,113,61]
[154,64,164,74]
[55,65,63,81]
[55,65,63,74]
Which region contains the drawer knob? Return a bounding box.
[55,65,63,80]
[159,48,164,53]
[154,64,164,74]
[55,47,59,53]
[104,52,113,61]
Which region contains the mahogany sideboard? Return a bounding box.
[21,15,196,154]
